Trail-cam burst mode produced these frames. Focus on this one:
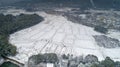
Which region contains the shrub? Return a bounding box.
[84,55,98,63]
[94,26,108,34]
[100,57,115,67]
[29,53,59,65]
[62,54,69,59]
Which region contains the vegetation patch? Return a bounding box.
[0,13,44,57]
[0,61,19,67]
[29,53,59,65]
[94,26,108,34]
[91,57,115,67]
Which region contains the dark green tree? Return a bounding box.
[100,57,115,67]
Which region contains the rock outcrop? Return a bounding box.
[94,35,120,48]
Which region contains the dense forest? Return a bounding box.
[1,0,120,10]
[11,0,120,10]
[0,13,44,58]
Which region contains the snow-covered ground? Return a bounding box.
[47,63,54,67]
[6,9,120,63]
[0,58,4,65]
[108,30,120,41]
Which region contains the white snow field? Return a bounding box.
[7,9,120,63]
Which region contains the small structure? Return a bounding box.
[60,59,68,67]
[36,63,47,67]
[28,62,54,67]
[47,63,54,67]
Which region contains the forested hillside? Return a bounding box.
[0,13,44,57]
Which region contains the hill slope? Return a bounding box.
[8,9,120,63]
